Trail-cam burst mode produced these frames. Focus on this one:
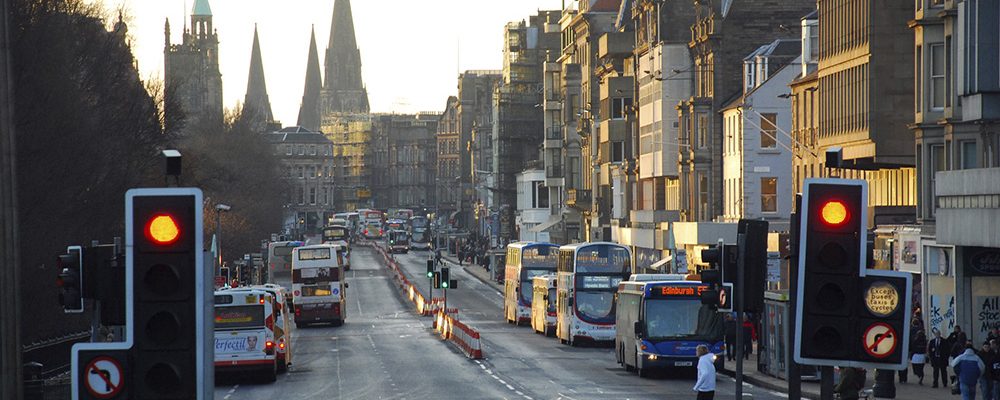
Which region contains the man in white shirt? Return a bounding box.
[694,344,716,399]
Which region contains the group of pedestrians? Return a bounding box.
[917,325,1000,400]
[723,313,757,361]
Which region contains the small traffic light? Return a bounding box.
[795,178,867,364]
[57,246,84,313]
[440,268,450,289]
[699,268,721,306]
[701,246,721,268]
[128,189,205,399]
[426,259,434,278]
[737,219,768,313]
[433,271,441,289]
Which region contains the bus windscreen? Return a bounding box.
[522,246,558,269]
[273,246,294,257]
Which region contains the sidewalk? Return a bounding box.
[447,253,948,399]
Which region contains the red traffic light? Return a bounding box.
[820,200,849,226]
[146,214,181,245]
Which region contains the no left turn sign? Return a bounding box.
[863,322,898,359]
[84,356,124,399]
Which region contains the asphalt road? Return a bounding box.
[218,246,788,399]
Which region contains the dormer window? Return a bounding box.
[744,61,755,93]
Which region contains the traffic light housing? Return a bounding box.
[795,179,867,364]
[128,189,208,399]
[440,267,450,289]
[426,259,434,278]
[58,246,84,313]
[737,219,768,313]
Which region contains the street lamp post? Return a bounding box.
[215,203,231,275]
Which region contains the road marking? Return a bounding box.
[356,293,364,316]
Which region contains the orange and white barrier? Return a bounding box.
[434,311,483,359]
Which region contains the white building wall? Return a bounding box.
[516,169,550,241]
[638,43,692,180]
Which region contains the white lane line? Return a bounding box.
[356,292,364,316]
[506,385,515,391]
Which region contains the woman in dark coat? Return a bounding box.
[910,329,928,385]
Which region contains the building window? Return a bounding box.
[760,113,777,149]
[960,140,977,169]
[297,166,304,179]
[611,141,625,163]
[611,97,632,120]
[761,177,777,213]
[297,187,304,205]
[744,61,755,92]
[699,174,709,221]
[697,113,708,149]
[532,181,549,208]
[297,145,304,155]
[930,43,945,110]
[285,145,292,155]
[309,188,316,205]
[309,145,316,155]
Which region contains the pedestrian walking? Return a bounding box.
[724,314,737,361]
[741,315,755,359]
[951,326,971,384]
[693,344,716,400]
[990,340,1000,400]
[979,342,996,400]
[930,328,950,388]
[952,342,986,400]
[911,329,928,385]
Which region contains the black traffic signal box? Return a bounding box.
[796,180,865,362]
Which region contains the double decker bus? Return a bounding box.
[392,208,414,221]
[291,244,348,327]
[385,218,406,233]
[409,216,431,250]
[531,274,558,336]
[266,240,303,284]
[503,242,559,325]
[387,230,409,254]
[555,242,631,346]
[361,209,384,239]
[214,288,281,382]
[615,280,725,376]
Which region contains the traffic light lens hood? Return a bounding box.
[144,263,180,296]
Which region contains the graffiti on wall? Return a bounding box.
[929,294,956,334]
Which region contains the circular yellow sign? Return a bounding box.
[865,281,899,317]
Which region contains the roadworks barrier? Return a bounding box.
[435,311,483,359]
[368,243,484,359]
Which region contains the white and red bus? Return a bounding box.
[214,288,281,382]
[291,244,348,326]
[503,242,559,325]
[361,210,385,239]
[555,242,631,346]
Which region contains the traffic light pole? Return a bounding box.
[787,195,802,400]
[735,233,745,400]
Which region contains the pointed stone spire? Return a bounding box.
[243,25,273,132]
[323,0,369,113]
[297,27,323,131]
[192,0,212,16]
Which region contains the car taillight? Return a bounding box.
[279,341,286,350]
[295,306,301,316]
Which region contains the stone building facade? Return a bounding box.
[164,0,223,131]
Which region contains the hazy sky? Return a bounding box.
[98,0,565,125]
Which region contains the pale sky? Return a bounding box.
[98,0,566,125]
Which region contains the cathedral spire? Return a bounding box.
[297,26,323,131]
[323,0,369,113]
[243,25,273,132]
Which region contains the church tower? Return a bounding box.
[322,0,369,114]
[164,0,223,131]
[296,27,323,132]
[243,25,274,132]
